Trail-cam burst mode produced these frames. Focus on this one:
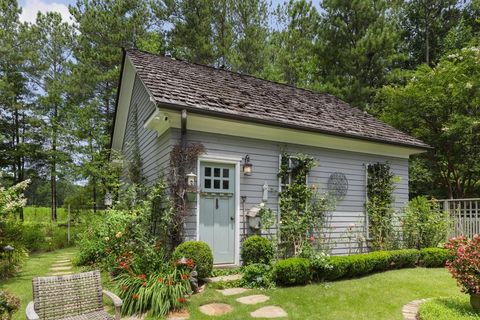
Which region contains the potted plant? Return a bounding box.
[445,235,480,312]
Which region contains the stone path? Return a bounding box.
[402,299,430,320]
[205,274,242,283]
[199,288,287,318]
[48,252,74,276]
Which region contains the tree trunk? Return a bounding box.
[51,105,58,222]
[14,101,24,221]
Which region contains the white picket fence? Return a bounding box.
[440,198,480,238]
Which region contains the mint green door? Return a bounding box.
[199,162,236,264]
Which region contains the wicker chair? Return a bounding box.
[26,270,122,320]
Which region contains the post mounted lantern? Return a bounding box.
[243,155,253,176]
[3,245,14,263]
[186,172,197,187]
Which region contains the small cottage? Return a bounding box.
[111,49,428,265]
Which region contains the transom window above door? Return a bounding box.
[203,165,232,192]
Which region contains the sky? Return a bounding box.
[18,0,319,24]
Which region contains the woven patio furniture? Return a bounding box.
[26,270,122,320]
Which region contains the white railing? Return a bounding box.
[440,198,480,238]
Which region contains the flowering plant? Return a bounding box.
[0,290,20,320]
[115,265,192,316]
[445,235,480,294]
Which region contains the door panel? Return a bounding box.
[199,162,235,264]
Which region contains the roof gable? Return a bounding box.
[124,48,428,150]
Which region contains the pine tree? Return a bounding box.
[29,12,76,221]
[317,0,403,109]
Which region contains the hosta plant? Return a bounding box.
[445,235,480,295]
[115,261,193,316]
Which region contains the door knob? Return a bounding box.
[230,216,234,221]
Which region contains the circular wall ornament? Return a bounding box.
[327,172,348,200]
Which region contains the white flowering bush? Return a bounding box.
[0,179,29,217]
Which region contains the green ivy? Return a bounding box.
[278,153,334,257]
[367,162,398,251]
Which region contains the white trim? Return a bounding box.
[196,155,241,266]
[145,109,425,158]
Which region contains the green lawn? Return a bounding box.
[186,268,461,320]
[0,247,79,320]
[1,249,464,320]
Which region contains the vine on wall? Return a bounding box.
[366,162,398,251]
[168,142,205,247]
[278,153,334,257]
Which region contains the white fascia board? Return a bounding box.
[144,108,425,159]
[111,56,136,152]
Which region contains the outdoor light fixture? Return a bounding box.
[243,155,253,176]
[186,172,197,187]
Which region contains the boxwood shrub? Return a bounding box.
[172,241,213,279]
[273,257,311,286]
[418,248,451,268]
[241,235,275,265]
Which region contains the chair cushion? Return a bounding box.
[59,311,113,320]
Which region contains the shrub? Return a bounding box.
[445,235,480,294]
[0,290,20,320]
[316,249,421,281]
[418,248,451,268]
[273,257,311,286]
[402,196,449,249]
[418,296,479,320]
[242,263,275,289]
[172,241,213,279]
[241,236,274,266]
[388,249,420,269]
[115,265,192,317]
[299,243,331,281]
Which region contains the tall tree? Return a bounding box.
[400,0,461,66]
[0,0,43,220]
[230,0,269,75]
[375,45,480,198]
[264,0,320,87]
[69,0,151,210]
[29,12,76,221]
[317,0,403,109]
[167,0,217,65]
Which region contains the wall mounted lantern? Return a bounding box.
[186,172,197,187]
[243,155,253,176]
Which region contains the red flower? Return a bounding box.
[132,294,139,300]
[157,278,164,283]
[138,274,147,280]
[181,274,189,280]
[119,261,129,269]
[177,297,187,303]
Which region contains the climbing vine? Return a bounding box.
[366,162,398,251]
[278,153,334,257]
[168,142,205,247]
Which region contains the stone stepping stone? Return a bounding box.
[402,299,429,320]
[49,272,74,276]
[236,294,270,305]
[122,313,146,320]
[167,309,189,320]
[251,306,288,318]
[199,303,233,316]
[51,262,72,267]
[205,274,242,283]
[54,259,71,264]
[217,288,249,296]
[49,266,72,272]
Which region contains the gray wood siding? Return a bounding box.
[121,76,171,186]
[170,128,409,255]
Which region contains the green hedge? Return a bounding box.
[418,248,451,268]
[307,248,449,283]
[273,257,311,286]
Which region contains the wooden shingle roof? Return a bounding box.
[126,48,428,149]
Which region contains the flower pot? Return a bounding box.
[470,294,480,312]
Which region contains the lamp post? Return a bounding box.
[3,245,14,264]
